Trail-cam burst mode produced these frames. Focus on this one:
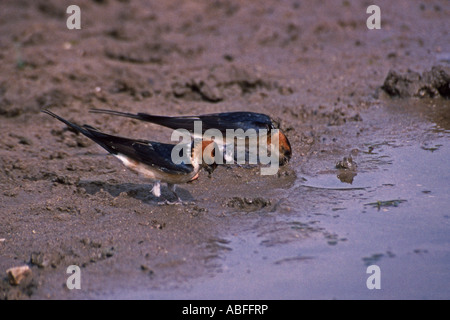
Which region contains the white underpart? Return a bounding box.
[115,154,134,168]
[115,154,158,180]
[115,154,162,197]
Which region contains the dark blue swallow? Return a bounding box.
[42,109,216,204]
[90,109,292,166]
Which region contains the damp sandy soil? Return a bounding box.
[0,0,449,299]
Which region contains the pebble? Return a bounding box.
[6,265,32,285]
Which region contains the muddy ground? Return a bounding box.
[0,0,449,299]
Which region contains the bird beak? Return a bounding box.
[282,155,291,166]
[204,163,218,178]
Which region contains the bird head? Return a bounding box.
[201,140,218,176]
[267,129,292,166]
[278,131,292,166]
[191,139,219,177]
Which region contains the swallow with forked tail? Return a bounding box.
[89,109,292,166]
[42,110,217,204]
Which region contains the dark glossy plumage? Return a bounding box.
[41,110,194,175]
[89,109,292,166]
[90,109,276,133]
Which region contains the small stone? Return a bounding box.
[6,265,32,285]
[140,264,149,271]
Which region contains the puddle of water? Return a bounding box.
[198,106,449,299]
[114,101,450,300]
[155,137,449,299]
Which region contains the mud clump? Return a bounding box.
[226,197,272,211]
[326,107,363,126]
[382,65,450,99]
[170,64,292,103]
[30,251,63,269]
[336,156,357,170]
[172,79,224,103]
[336,156,357,184]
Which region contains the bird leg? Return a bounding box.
[152,180,175,205]
[158,183,187,206]
[167,183,183,204]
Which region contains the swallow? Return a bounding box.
[89,109,292,166]
[42,110,217,204]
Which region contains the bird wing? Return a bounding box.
[90,109,274,133]
[198,112,275,132]
[42,110,193,175]
[90,108,201,132]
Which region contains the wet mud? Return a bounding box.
[382,65,450,98]
[0,0,449,299]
